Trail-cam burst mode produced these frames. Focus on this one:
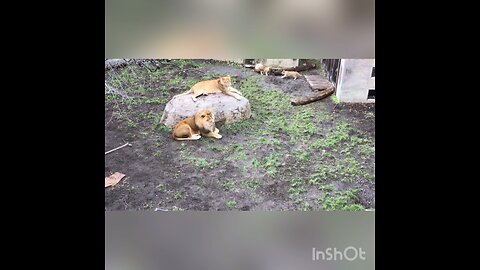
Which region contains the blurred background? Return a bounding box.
[105,0,374,58]
[106,212,375,270]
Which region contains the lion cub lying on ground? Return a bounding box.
[173,76,243,102]
[281,70,302,80]
[254,63,271,76]
[172,108,222,141]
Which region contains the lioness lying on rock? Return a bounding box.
[172,76,243,102]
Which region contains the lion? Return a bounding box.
[281,70,302,80]
[172,108,222,141]
[254,63,271,76]
[172,76,243,102]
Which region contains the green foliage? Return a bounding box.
[227,200,237,209]
[318,189,364,211]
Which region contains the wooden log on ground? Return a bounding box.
[291,86,335,106]
[270,63,317,76]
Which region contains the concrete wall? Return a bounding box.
[336,59,375,103]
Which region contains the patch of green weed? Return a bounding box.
[318,189,364,211]
[227,200,237,209]
[312,122,352,149]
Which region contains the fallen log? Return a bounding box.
[270,63,317,76]
[291,86,335,106]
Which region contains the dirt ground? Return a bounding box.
[105,59,375,211]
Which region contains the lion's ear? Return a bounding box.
[217,79,221,83]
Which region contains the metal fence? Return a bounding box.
[322,59,341,86]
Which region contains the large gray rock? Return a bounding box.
[160,94,252,128]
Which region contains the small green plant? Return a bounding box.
[153,150,162,157]
[195,158,210,168]
[109,78,123,89]
[300,202,313,211]
[245,180,260,192]
[223,180,236,191]
[159,85,169,95]
[156,184,166,192]
[342,204,365,211]
[284,109,318,143]
[105,94,116,103]
[288,178,307,197]
[337,157,363,180]
[340,148,352,156]
[254,138,282,147]
[136,86,147,95]
[318,184,336,192]
[144,97,166,105]
[364,173,375,181]
[252,158,261,168]
[208,145,223,152]
[331,94,340,104]
[227,200,237,209]
[231,144,244,152]
[358,144,375,156]
[167,76,183,86]
[309,165,336,185]
[294,151,311,162]
[230,151,247,161]
[227,144,248,161]
[312,122,352,150]
[126,119,138,129]
[262,152,281,176]
[152,113,172,131]
[350,136,371,147]
[152,67,170,77]
[157,124,172,133]
[319,189,364,211]
[174,191,183,200]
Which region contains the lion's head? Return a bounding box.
[194,108,216,132]
[217,76,232,90]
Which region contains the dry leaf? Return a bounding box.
[105,172,125,188]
